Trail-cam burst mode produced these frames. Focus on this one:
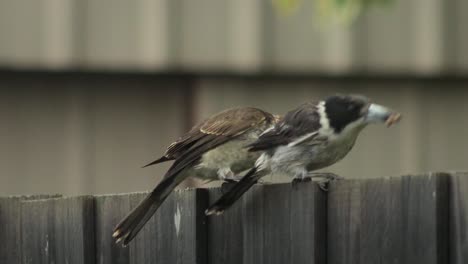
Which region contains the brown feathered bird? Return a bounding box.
[113,107,277,245]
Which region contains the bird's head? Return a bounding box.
[324,94,401,133]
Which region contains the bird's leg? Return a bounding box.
[306,172,343,191]
[292,170,312,189]
[219,167,245,182]
[217,167,236,181]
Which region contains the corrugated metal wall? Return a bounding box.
[0,0,467,72]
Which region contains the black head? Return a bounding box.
[324,94,370,133]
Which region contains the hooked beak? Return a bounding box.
[365,103,401,126]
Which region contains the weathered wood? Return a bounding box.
[54,196,96,264]
[0,195,61,264]
[208,182,327,264]
[328,173,450,264]
[94,189,208,264]
[2,172,466,264]
[449,172,468,264]
[20,196,95,264]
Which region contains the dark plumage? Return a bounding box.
[248,102,321,152]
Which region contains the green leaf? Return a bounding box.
[272,0,302,15]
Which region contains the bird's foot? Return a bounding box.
[317,181,329,192]
[306,172,342,192]
[221,180,236,194]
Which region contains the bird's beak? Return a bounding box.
[365,103,401,126]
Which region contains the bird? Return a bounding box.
[112,107,277,245]
[205,94,401,215]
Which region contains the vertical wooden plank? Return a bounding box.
[226,0,263,71]
[95,189,208,264]
[453,0,468,71]
[353,0,413,72]
[95,194,130,264]
[54,196,95,264]
[267,0,354,72]
[208,182,326,264]
[0,197,22,264]
[20,198,57,264]
[83,0,172,69]
[328,173,449,264]
[19,196,95,264]
[41,0,76,68]
[207,187,244,264]
[178,0,228,70]
[409,0,444,73]
[289,182,327,264]
[241,184,265,264]
[0,195,60,264]
[449,172,468,264]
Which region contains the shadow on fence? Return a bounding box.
[1,172,467,264]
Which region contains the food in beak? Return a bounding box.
[385,113,402,127]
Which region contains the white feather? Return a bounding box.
[287,132,318,147]
[259,124,275,136]
[317,101,334,137]
[255,153,270,171]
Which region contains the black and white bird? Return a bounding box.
[113,107,277,245]
[206,94,401,215]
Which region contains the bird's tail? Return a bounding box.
[142,156,172,168]
[205,167,266,215]
[112,175,180,246]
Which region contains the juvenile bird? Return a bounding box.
[113,107,277,245]
[206,94,401,215]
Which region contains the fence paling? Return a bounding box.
[0,172,466,264]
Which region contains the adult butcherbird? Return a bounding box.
[113,107,277,245]
[206,94,401,215]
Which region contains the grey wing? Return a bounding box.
[248,102,323,152]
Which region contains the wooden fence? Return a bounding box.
[1,172,467,264]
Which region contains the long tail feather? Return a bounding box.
[142,156,172,168]
[112,175,182,246]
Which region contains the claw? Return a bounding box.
[317,181,329,192]
[305,172,342,192]
[292,177,312,190]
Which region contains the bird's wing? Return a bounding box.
[162,107,274,176]
[143,107,274,167]
[248,102,323,152]
[113,107,275,245]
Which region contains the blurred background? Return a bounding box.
[0,0,467,195]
